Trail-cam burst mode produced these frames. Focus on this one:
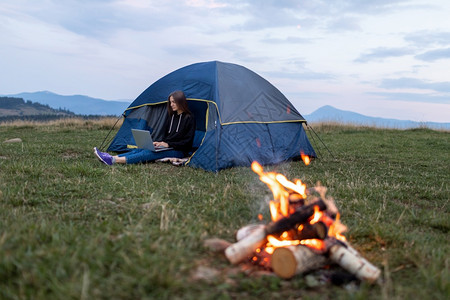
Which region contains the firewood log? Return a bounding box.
[225,199,330,265]
[224,225,267,265]
[295,222,328,240]
[236,224,265,241]
[265,199,328,235]
[271,245,328,279]
[328,242,381,284]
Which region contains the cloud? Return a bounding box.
[185,0,228,9]
[368,91,450,104]
[404,31,450,47]
[415,47,450,61]
[0,1,148,38]
[2,0,434,41]
[326,17,361,32]
[261,36,315,44]
[265,71,335,81]
[231,9,304,31]
[354,47,415,63]
[238,0,413,17]
[229,0,410,32]
[332,0,441,17]
[380,78,450,93]
[2,0,232,39]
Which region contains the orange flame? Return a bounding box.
[267,235,300,248]
[269,201,279,220]
[300,151,310,165]
[276,174,307,198]
[251,161,264,175]
[328,213,347,242]
[252,161,307,221]
[300,239,325,251]
[264,247,275,255]
[250,161,347,262]
[309,205,322,224]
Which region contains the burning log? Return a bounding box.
[265,199,329,235]
[328,241,381,284]
[237,222,328,242]
[219,162,381,284]
[225,199,332,265]
[225,225,267,265]
[294,222,328,240]
[271,245,328,279]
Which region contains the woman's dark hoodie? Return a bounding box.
[163,112,196,155]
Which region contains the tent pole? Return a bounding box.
[305,124,322,159]
[215,121,220,173]
[98,115,124,151]
[307,124,335,159]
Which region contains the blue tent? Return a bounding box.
[107,61,316,171]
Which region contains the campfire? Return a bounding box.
[211,161,381,284]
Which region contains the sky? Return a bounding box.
[1,0,449,123]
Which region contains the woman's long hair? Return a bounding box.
[167,90,191,116]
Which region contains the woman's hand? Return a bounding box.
[154,141,169,148]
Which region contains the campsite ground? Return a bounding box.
[0,119,448,299]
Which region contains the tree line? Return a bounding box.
[0,96,73,113]
[0,96,75,118]
[0,97,118,122]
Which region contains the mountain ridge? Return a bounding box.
[2,91,449,129]
[4,91,131,116]
[304,105,449,130]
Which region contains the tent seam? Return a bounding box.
[125,99,305,125]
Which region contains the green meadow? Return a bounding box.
[0,120,448,299]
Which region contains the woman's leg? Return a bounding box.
[113,156,127,164]
[118,149,185,164]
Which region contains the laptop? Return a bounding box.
[131,129,173,152]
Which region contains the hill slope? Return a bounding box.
[6,91,131,116]
[0,97,74,119]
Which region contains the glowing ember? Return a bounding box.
[300,239,326,251]
[300,151,311,165]
[264,247,275,255]
[267,235,300,247]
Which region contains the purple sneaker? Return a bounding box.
[94,147,114,165]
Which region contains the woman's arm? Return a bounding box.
[154,141,169,148]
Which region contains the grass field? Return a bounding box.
[0,119,448,299]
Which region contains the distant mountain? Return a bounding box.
[304,105,450,130]
[3,91,449,130]
[5,91,131,116]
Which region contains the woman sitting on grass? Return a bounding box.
[94,90,196,165]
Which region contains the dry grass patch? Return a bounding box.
[0,116,123,130]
